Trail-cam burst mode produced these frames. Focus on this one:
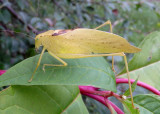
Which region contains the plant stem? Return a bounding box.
[0,70,6,75]
[82,92,124,114]
[116,78,160,95]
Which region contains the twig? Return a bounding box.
[0,0,38,34]
[0,22,14,36]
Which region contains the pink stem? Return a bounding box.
[0,70,6,75]
[116,78,160,95]
[79,86,111,97]
[79,86,124,113]
[82,92,124,114]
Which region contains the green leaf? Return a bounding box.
[0,9,11,24]
[128,94,160,114]
[0,53,116,92]
[119,31,160,90]
[0,85,89,114]
[123,77,138,96]
[122,100,140,114]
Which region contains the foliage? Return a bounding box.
[123,77,138,96]
[0,57,116,92]
[0,85,89,114]
[119,31,160,90]
[0,0,160,113]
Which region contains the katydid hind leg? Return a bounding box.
[112,56,116,74]
[69,53,134,108]
[28,48,46,82]
[94,20,116,73]
[42,51,67,71]
[94,20,112,33]
[123,53,135,108]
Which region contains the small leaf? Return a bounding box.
[122,100,140,114]
[0,9,11,24]
[0,85,89,114]
[123,77,138,96]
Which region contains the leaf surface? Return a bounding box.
[0,85,88,114]
[119,32,160,89]
[122,100,140,114]
[0,53,116,92]
[126,94,160,114]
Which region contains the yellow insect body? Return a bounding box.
[31,21,141,108]
[35,29,140,59]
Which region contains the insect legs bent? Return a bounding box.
[42,51,67,71]
[94,20,115,73]
[69,53,134,108]
[94,20,112,33]
[28,49,67,82]
[28,47,46,82]
[94,20,134,108]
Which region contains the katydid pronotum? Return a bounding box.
[29,20,141,108]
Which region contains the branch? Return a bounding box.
[0,0,38,34]
[0,22,14,36]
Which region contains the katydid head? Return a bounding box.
[34,29,72,49]
[35,37,41,49]
[35,30,55,49]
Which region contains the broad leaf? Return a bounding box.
[0,85,88,114]
[127,94,160,114]
[121,31,160,73]
[119,31,160,89]
[0,53,116,92]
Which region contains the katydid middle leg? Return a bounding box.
[42,51,67,72]
[94,20,116,73]
[94,20,112,33]
[66,53,134,108]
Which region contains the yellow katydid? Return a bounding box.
[28,20,140,108]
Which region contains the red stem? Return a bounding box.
[116,78,160,95]
[0,70,6,75]
[82,92,124,114]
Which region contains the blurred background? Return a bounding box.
[0,0,160,113]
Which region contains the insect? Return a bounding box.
[28,20,140,108]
